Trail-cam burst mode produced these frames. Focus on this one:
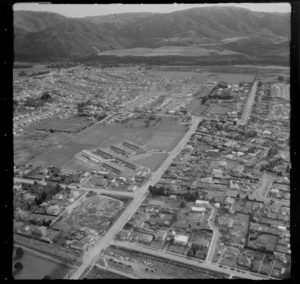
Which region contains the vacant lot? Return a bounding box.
[13,251,58,279]
[65,195,124,231]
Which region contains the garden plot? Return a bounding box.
[64,195,124,231]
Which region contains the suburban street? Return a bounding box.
[239,80,258,125]
[68,116,203,279]
[113,241,272,280]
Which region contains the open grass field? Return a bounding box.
[13,63,50,79]
[34,117,93,133]
[168,244,187,255]
[31,117,186,168]
[207,73,255,82]
[86,267,127,279]
[13,251,58,279]
[99,46,241,57]
[133,152,168,172]
[207,105,230,115]
[188,100,210,115]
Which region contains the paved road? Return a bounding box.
[206,207,221,262]
[113,241,271,280]
[239,80,258,125]
[195,131,269,150]
[68,116,203,279]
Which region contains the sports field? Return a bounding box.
[13,251,58,279]
[207,105,230,115]
[31,117,186,168]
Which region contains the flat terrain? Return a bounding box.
[54,195,126,233]
[13,250,58,279]
[31,117,186,168]
[98,46,242,57]
[207,105,230,115]
[34,117,93,133]
[105,246,228,279]
[13,63,50,79]
[133,152,168,172]
[86,266,127,279]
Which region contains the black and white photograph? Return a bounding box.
[10,2,293,280]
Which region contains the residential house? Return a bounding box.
[174,235,189,246]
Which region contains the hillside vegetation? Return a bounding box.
[14,7,290,63]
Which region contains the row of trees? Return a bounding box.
[24,92,53,108]
[201,96,208,104]
[77,54,289,67]
[13,247,25,277]
[148,185,199,202]
[34,183,64,205]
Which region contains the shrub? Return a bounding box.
[15,247,24,259]
[14,262,23,272]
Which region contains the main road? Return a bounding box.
[239,79,258,125]
[113,241,273,280]
[68,116,203,279]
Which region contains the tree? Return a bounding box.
[15,247,24,259]
[278,76,284,82]
[40,92,52,102]
[19,71,26,76]
[180,201,186,208]
[144,119,150,127]
[14,262,23,272]
[202,96,208,104]
[258,81,262,87]
[43,275,51,280]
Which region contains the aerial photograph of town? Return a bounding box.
[12,2,292,280]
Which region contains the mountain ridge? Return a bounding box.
[13,7,290,62]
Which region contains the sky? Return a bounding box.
[13,3,291,18]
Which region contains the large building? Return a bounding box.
[94,148,114,159]
[101,163,122,175]
[123,140,143,151]
[110,145,128,156]
[115,157,136,170]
